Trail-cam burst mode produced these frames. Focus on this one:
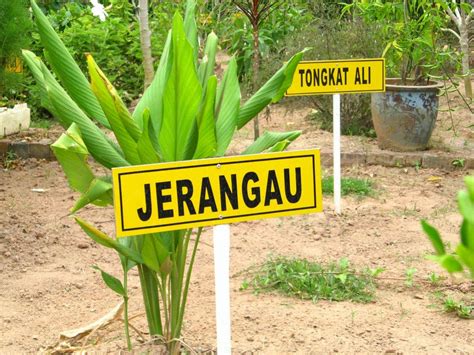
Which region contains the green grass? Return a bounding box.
[242,257,379,303]
[322,176,374,197]
[30,118,54,129]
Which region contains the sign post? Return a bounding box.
[333,93,341,214]
[112,149,323,353]
[213,224,231,355]
[112,150,323,236]
[286,58,385,214]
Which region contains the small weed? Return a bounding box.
[2,150,18,170]
[415,161,422,172]
[427,272,443,286]
[443,297,473,319]
[405,268,417,287]
[451,158,465,168]
[242,256,378,303]
[322,176,374,197]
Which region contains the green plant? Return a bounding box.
[24,0,305,351]
[422,176,474,279]
[39,0,170,104]
[0,0,31,99]
[404,267,417,287]
[452,158,465,168]
[2,150,18,170]
[346,0,451,85]
[322,176,374,197]
[243,256,378,303]
[427,272,443,286]
[443,296,473,319]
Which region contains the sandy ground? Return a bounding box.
[0,93,473,353]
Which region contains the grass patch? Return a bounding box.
[242,257,379,303]
[322,176,374,197]
[30,118,54,129]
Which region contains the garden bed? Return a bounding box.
[0,96,473,352]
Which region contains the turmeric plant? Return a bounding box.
[23,0,305,351]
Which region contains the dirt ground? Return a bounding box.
[0,92,473,353]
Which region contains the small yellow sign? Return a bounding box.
[286,58,385,96]
[112,150,322,237]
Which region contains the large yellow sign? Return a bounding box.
[112,150,322,237]
[286,59,385,96]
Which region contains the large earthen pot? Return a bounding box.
[371,79,443,151]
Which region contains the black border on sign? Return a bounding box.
[285,58,386,96]
[117,154,318,232]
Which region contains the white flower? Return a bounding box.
[90,0,108,22]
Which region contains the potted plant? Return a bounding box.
[348,0,450,151]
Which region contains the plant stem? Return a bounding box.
[123,271,132,351]
[175,228,202,340]
[138,264,163,336]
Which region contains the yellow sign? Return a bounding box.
[113,150,322,237]
[286,58,385,96]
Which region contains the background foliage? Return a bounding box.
[0,0,32,105]
[3,0,468,136]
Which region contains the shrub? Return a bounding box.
[210,1,311,82]
[266,17,385,136]
[0,0,31,102]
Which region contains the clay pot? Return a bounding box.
[371,79,443,151]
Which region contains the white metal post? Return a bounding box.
[213,224,232,355]
[333,94,342,214]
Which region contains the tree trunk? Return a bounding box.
[252,24,260,140]
[459,24,472,98]
[138,0,154,89]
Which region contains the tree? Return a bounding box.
[441,0,473,98]
[233,0,283,140]
[136,0,154,89]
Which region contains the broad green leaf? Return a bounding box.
[87,55,141,165]
[421,220,446,256]
[439,254,463,273]
[141,234,171,273]
[184,0,199,66]
[30,0,109,128]
[267,140,292,152]
[21,50,56,116]
[243,130,301,155]
[137,109,161,164]
[118,238,137,272]
[460,220,474,251]
[215,57,241,156]
[93,266,126,297]
[456,244,474,276]
[133,31,172,133]
[198,32,218,90]
[194,75,217,159]
[458,190,474,224]
[51,124,94,193]
[75,217,144,264]
[43,64,129,169]
[71,177,113,213]
[159,13,202,162]
[465,176,474,200]
[237,50,306,129]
